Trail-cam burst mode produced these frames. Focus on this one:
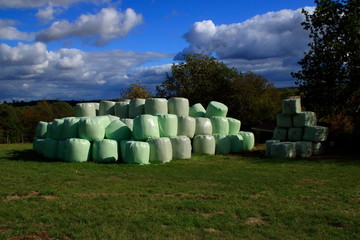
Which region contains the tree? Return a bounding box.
[0,104,22,143]
[120,81,153,99]
[292,0,360,120]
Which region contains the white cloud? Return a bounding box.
[0,19,35,41]
[36,5,58,23]
[35,7,143,46]
[0,0,105,9]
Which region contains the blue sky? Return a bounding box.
[0,0,316,101]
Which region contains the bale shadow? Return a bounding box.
[8,149,61,162]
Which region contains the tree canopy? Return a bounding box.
[120,81,153,100]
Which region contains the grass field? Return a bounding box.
[0,143,359,240]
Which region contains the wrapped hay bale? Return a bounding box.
[105,119,132,141]
[312,142,323,155]
[145,98,168,115]
[64,138,91,163]
[193,135,216,155]
[92,139,118,163]
[49,119,64,139]
[61,117,80,140]
[273,127,288,141]
[108,115,120,122]
[168,97,189,116]
[94,103,100,116]
[270,142,296,158]
[170,136,192,159]
[228,118,241,134]
[229,134,244,153]
[277,113,292,128]
[129,98,145,118]
[36,121,48,139]
[115,100,130,118]
[288,127,303,141]
[33,138,44,154]
[97,116,111,128]
[296,141,313,158]
[177,116,196,138]
[57,140,66,160]
[43,138,58,159]
[99,100,115,116]
[265,140,280,157]
[293,111,317,127]
[213,134,231,155]
[282,97,301,115]
[78,117,106,141]
[132,114,160,141]
[210,116,229,134]
[239,131,255,151]
[122,140,150,164]
[121,118,134,131]
[195,117,212,136]
[75,103,97,117]
[303,126,329,142]
[147,137,173,163]
[189,103,206,117]
[206,101,228,117]
[157,114,178,138]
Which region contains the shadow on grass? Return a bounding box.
[7,149,61,162]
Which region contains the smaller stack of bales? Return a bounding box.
[267,97,329,158]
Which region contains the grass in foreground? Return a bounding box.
[0,144,359,240]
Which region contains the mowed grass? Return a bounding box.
[0,144,359,240]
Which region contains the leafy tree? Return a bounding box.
[120,81,153,99]
[0,104,22,143]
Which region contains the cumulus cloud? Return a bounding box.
[0,19,35,41]
[35,7,143,46]
[36,5,58,23]
[0,0,105,9]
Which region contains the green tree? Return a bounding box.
[120,81,153,99]
[0,104,22,143]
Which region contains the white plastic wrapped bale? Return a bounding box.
[75,103,97,117]
[43,138,58,159]
[64,138,91,163]
[122,141,150,164]
[132,114,160,141]
[273,127,288,141]
[94,103,100,116]
[265,140,280,157]
[170,136,192,159]
[33,138,44,154]
[177,116,196,138]
[213,134,231,155]
[78,117,106,141]
[303,126,329,142]
[288,127,303,141]
[194,117,212,136]
[36,121,48,139]
[239,131,255,151]
[157,114,178,138]
[296,141,313,158]
[189,103,206,117]
[49,119,64,139]
[293,111,317,127]
[97,116,111,128]
[227,118,241,134]
[105,119,132,141]
[282,97,301,115]
[210,116,229,134]
[168,97,189,116]
[57,140,65,161]
[115,100,130,118]
[229,134,243,153]
[119,140,131,161]
[61,117,80,140]
[270,142,296,158]
[147,137,173,163]
[205,101,228,117]
[193,135,216,155]
[108,115,120,122]
[92,139,118,163]
[312,142,323,155]
[145,98,168,115]
[129,98,145,118]
[277,113,292,128]
[121,118,134,131]
[99,100,115,116]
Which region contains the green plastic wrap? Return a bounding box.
[97,115,111,128]
[94,103,100,116]
[303,126,328,142]
[277,113,293,128]
[157,114,178,138]
[105,119,132,141]
[205,101,228,117]
[33,138,44,154]
[122,141,150,164]
[108,115,120,122]
[227,118,241,134]
[43,138,58,159]
[210,116,229,134]
[312,142,323,155]
[288,127,303,141]
[75,103,97,117]
[99,100,115,116]
[57,140,65,160]
[64,138,91,163]
[195,117,212,136]
[213,134,231,155]
[129,98,145,118]
[49,119,64,139]
[239,131,255,151]
[115,100,130,118]
[229,134,244,153]
[177,116,196,138]
[273,127,288,141]
[145,98,168,115]
[121,118,134,131]
[193,135,215,155]
[293,111,317,127]
[92,139,118,163]
[168,97,189,116]
[170,136,192,159]
[148,137,173,163]
[296,141,313,158]
[36,121,48,139]
[270,142,296,158]
[265,140,280,157]
[282,97,301,115]
[132,114,160,141]
[78,117,105,141]
[61,117,80,140]
[189,103,206,117]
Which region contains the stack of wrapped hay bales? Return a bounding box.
[266,97,329,158]
[34,98,254,164]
